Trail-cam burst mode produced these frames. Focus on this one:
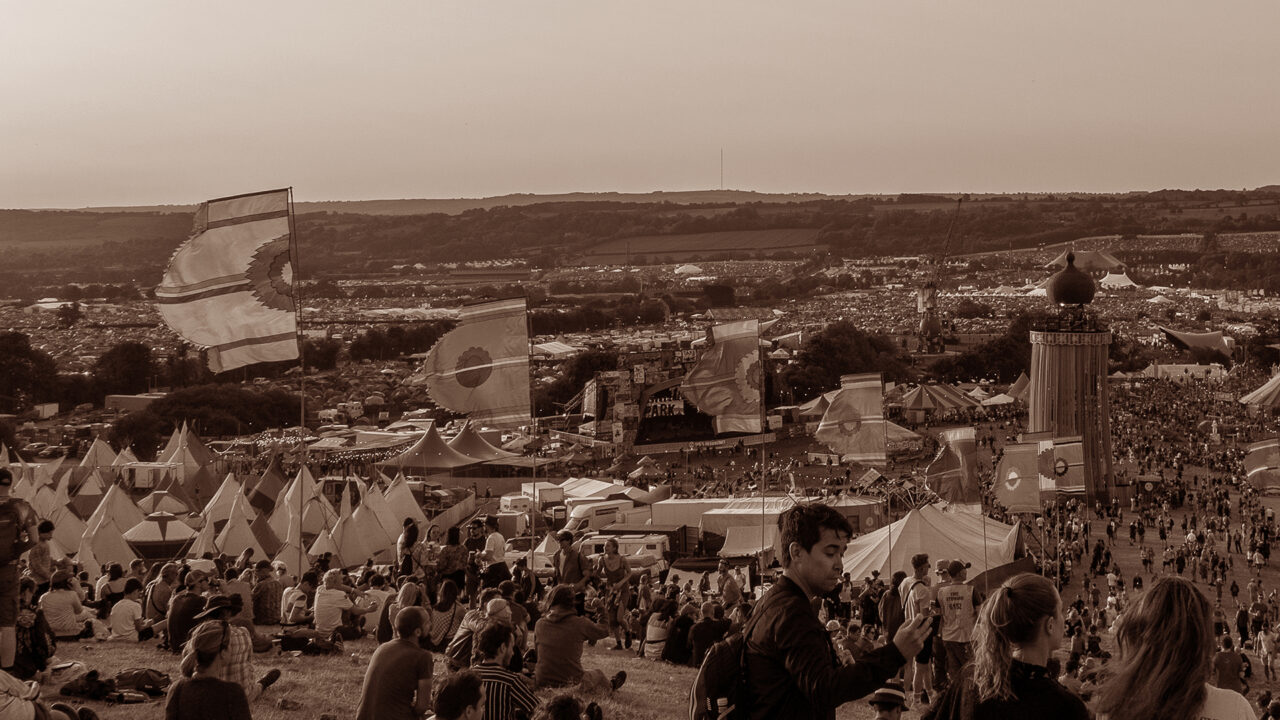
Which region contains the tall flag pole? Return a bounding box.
[156,188,300,373]
[415,297,531,428]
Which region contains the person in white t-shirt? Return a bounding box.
[313,569,372,639]
[479,516,510,588]
[281,571,316,626]
[1097,575,1254,720]
[108,578,156,641]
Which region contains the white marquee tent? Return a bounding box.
[842,504,1018,581]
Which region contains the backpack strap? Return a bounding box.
[903,580,924,613]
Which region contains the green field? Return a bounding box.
[583,229,824,264]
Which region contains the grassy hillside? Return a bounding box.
[583,228,824,263]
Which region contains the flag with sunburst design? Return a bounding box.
[680,320,762,434]
[417,297,530,428]
[156,188,298,373]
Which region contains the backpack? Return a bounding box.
[0,499,32,564]
[113,668,171,696]
[689,598,766,720]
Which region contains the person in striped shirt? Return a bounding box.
[475,619,540,720]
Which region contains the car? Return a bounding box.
[38,445,70,458]
[20,442,48,456]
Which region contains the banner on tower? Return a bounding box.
[680,320,762,434]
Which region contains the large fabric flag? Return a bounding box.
[156,189,298,373]
[1245,439,1280,493]
[993,442,1040,513]
[814,373,886,466]
[925,427,980,509]
[419,297,530,428]
[1051,436,1086,495]
[1022,431,1056,493]
[680,320,762,434]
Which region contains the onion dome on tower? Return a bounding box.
[1046,252,1096,305]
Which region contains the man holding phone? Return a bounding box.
[744,505,932,719]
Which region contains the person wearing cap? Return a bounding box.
[37,569,95,641]
[166,620,253,720]
[936,560,982,691]
[899,553,937,706]
[250,559,282,627]
[192,595,280,702]
[166,570,210,652]
[868,680,909,720]
[0,467,40,672]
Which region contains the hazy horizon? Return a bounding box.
[5,1,1279,209]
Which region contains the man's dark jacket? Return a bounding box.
[744,576,905,720]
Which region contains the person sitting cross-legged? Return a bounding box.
[355,606,434,720]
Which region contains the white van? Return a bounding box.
[562,499,634,534]
[579,532,670,573]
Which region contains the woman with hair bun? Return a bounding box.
[1097,575,1253,720]
[164,620,252,720]
[924,573,1087,720]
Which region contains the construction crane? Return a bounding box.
[917,197,965,354]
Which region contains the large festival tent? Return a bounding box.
[446,421,518,462]
[1242,373,1280,409]
[137,489,192,515]
[1099,272,1139,289]
[1159,326,1235,356]
[1045,249,1124,272]
[80,514,137,568]
[377,421,478,472]
[842,504,1018,581]
[216,500,268,559]
[701,496,797,537]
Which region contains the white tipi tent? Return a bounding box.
[83,484,146,537]
[382,473,427,528]
[78,438,117,469]
[268,467,337,540]
[215,501,266,559]
[842,505,1018,581]
[203,474,257,531]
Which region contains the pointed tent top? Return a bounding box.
[329,515,376,569]
[272,542,309,579]
[1242,372,1280,408]
[446,421,518,462]
[338,482,352,519]
[203,474,254,524]
[356,476,402,544]
[306,528,340,561]
[247,457,286,514]
[79,438,117,469]
[378,422,479,470]
[84,484,146,537]
[382,474,427,527]
[80,515,137,568]
[216,500,266,559]
[183,464,221,508]
[350,502,395,560]
[138,490,192,515]
[112,447,139,468]
[123,511,198,544]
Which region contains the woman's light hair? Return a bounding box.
[971,573,1059,703]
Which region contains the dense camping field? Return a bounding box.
[582,229,825,263]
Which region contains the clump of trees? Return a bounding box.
[110,384,300,458]
[780,321,915,401]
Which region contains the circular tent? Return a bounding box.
[124,512,198,559]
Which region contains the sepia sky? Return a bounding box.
[4,1,1279,208]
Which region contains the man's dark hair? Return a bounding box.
[301,571,319,587]
[0,468,11,486]
[434,670,483,720]
[370,574,385,588]
[37,520,54,535]
[476,619,514,659]
[124,577,144,595]
[777,504,853,567]
[394,606,427,639]
[712,603,725,620]
[485,515,499,530]
[497,580,516,597]
[479,588,502,607]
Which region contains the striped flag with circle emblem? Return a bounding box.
[418,297,530,428]
[814,373,886,466]
[155,189,298,373]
